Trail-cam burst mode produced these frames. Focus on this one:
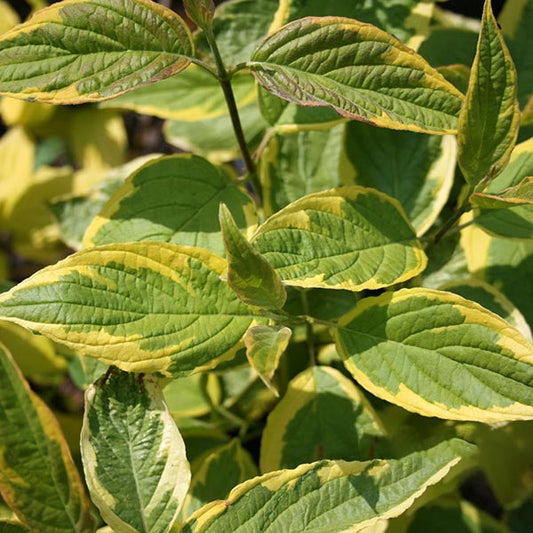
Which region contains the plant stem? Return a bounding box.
[428,184,475,245]
[204,29,262,201]
[300,289,316,365]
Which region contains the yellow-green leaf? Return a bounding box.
[184,0,215,30]
[164,99,267,164]
[344,121,457,236]
[84,155,258,257]
[249,16,464,134]
[259,123,348,216]
[101,66,257,122]
[0,0,194,104]
[220,204,286,309]
[243,325,291,394]
[438,278,531,341]
[0,1,19,35]
[182,439,257,520]
[460,216,533,325]
[81,369,190,533]
[251,187,427,291]
[182,438,476,533]
[0,343,94,533]
[0,243,263,377]
[457,0,521,187]
[0,320,67,385]
[335,288,533,422]
[260,366,384,472]
[470,176,533,209]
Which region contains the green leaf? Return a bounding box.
[101,66,257,121]
[249,17,464,134]
[484,138,533,194]
[84,155,258,257]
[0,320,67,385]
[344,121,457,235]
[468,421,533,508]
[468,139,533,239]
[335,288,533,422]
[184,0,215,30]
[438,279,531,340]
[281,0,434,49]
[258,85,344,130]
[251,187,427,291]
[0,343,94,533]
[259,124,348,216]
[51,154,159,249]
[0,520,31,533]
[81,369,190,533]
[473,204,533,240]
[470,176,533,209]
[182,438,476,533]
[182,439,257,520]
[164,100,267,163]
[0,243,262,377]
[260,366,384,472]
[499,0,533,110]
[461,220,533,325]
[457,0,521,187]
[407,500,508,533]
[418,28,478,69]
[195,0,281,65]
[220,204,286,309]
[243,325,291,394]
[164,374,220,420]
[0,0,194,104]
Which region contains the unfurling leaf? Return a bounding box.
[244,325,292,394]
[457,0,521,187]
[220,203,287,310]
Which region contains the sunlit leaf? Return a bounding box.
[439,278,531,340]
[102,66,257,121]
[336,288,533,422]
[0,243,263,377]
[84,155,257,257]
[0,320,67,385]
[260,366,384,472]
[460,215,533,325]
[81,369,190,533]
[183,438,476,533]
[220,203,286,309]
[164,100,267,163]
[0,0,194,103]
[0,0,19,35]
[457,0,520,186]
[251,187,427,291]
[0,343,94,533]
[243,325,291,394]
[250,17,464,134]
